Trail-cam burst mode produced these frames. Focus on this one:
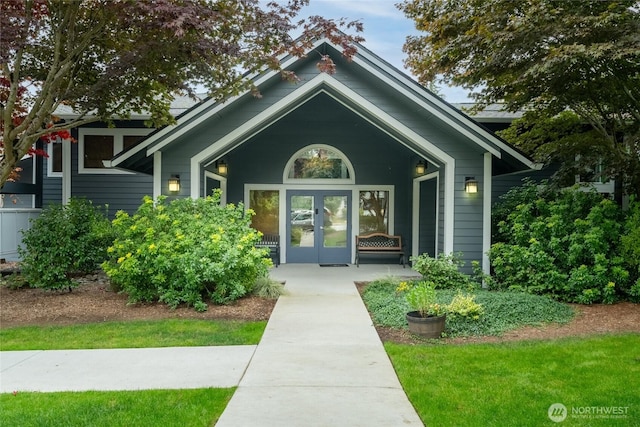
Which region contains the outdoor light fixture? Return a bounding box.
[415,160,426,175]
[217,159,227,175]
[168,175,180,192]
[465,177,478,193]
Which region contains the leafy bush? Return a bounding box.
[361,279,574,338]
[489,183,631,303]
[621,199,640,301]
[410,252,476,290]
[19,198,113,290]
[102,192,270,311]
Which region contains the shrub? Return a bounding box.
[445,292,484,320]
[489,184,631,303]
[410,252,476,290]
[621,199,640,301]
[1,273,29,290]
[19,198,113,290]
[102,192,270,311]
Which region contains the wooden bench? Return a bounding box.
[355,233,405,268]
[255,234,280,267]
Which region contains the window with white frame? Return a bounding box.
[575,159,615,194]
[47,139,63,177]
[284,145,354,183]
[78,128,152,174]
[359,190,389,234]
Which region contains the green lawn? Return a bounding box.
[387,334,640,426]
[0,319,266,350]
[0,388,233,427]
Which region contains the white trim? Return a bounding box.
[153,152,161,199]
[444,161,455,254]
[283,144,355,184]
[349,56,501,158]
[108,43,325,166]
[483,152,492,275]
[412,171,439,260]
[190,157,200,199]
[78,128,152,174]
[204,171,227,205]
[333,43,542,170]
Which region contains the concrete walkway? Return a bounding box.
[216,264,422,426]
[1,264,423,426]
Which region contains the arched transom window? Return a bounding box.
[284,145,355,183]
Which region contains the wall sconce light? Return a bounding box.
[465,177,478,193]
[415,160,426,175]
[168,175,180,192]
[217,159,227,175]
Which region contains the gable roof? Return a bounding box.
[110,38,537,173]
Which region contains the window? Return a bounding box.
[284,145,354,183]
[47,139,63,177]
[78,128,152,174]
[575,160,614,194]
[250,190,280,235]
[359,190,389,234]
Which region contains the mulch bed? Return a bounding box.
[2,266,639,345]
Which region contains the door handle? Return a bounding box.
[315,208,318,214]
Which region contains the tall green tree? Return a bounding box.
[0,0,363,187]
[399,0,640,196]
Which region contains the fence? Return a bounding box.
[0,209,40,262]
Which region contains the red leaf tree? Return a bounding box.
[1,0,363,187]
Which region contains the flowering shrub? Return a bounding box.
[102,191,270,311]
[19,198,113,290]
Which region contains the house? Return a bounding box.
[1,38,540,270]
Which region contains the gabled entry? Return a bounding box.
[108,38,538,271]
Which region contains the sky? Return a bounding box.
[299,0,473,102]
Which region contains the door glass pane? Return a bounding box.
[290,195,314,247]
[250,190,279,235]
[323,195,347,248]
[359,190,389,234]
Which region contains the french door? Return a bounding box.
[286,190,351,264]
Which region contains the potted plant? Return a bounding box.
[397,280,446,338]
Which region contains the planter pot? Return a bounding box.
[406,311,446,338]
